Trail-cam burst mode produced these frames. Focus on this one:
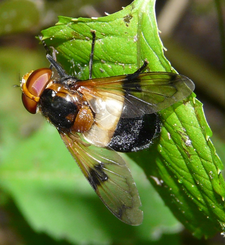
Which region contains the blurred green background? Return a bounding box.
[0,0,224,244]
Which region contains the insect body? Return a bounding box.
[21,32,195,225]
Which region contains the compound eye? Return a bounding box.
[22,68,52,114]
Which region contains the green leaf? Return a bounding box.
[40,0,225,238]
[41,1,172,78]
[130,96,225,238]
[1,0,224,242]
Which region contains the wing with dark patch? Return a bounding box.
[60,132,143,225]
[75,72,195,117]
[122,72,195,115]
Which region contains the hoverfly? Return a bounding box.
[21,31,195,225]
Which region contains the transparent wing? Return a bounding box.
[75,72,195,117]
[123,72,195,115]
[60,132,143,225]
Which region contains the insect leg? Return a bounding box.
[126,60,149,80]
[39,35,65,77]
[39,35,51,54]
[89,30,96,79]
[133,60,149,75]
[46,54,68,78]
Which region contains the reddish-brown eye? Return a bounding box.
[22,68,52,114]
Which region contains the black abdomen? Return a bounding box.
[108,113,160,152]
